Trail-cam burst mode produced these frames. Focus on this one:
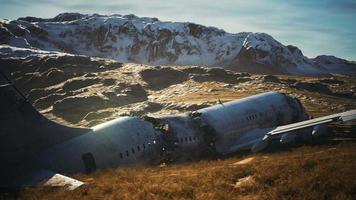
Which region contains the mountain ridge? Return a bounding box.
[1,12,355,76]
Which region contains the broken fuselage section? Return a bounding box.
[35,92,308,174]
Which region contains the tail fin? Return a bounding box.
[0,83,90,178]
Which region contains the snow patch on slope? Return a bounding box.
[0,13,355,76]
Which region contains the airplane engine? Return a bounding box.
[311,124,328,137]
[251,140,269,152]
[280,132,297,144]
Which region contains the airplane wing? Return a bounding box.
[263,109,356,141]
[12,169,85,190]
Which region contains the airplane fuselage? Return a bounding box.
[35,92,309,174]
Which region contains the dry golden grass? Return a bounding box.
[2,71,356,200]
[12,139,356,200]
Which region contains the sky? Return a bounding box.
[0,0,355,61]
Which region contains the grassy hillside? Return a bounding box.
[15,140,356,200]
[0,55,355,199]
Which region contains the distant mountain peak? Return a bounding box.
[1,13,355,76]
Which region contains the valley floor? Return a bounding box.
[1,57,355,199]
[13,135,356,200]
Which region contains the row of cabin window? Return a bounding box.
[156,136,199,143]
[246,114,258,121]
[118,135,200,159]
[119,143,147,159]
[178,136,199,143]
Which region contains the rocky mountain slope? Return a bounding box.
[1,44,356,200]
[1,45,355,129]
[1,13,355,75]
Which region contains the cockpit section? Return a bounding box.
[282,93,309,122]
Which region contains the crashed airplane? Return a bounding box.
[0,81,355,190]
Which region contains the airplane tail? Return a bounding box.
[0,82,90,182]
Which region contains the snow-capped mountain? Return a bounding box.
[0,13,355,75]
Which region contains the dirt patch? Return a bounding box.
[319,78,344,85]
[233,157,255,165]
[262,75,280,83]
[105,84,148,106]
[180,66,207,74]
[236,77,252,83]
[27,88,56,102]
[34,93,68,110]
[52,95,107,123]
[84,111,113,122]
[291,82,332,94]
[190,67,240,84]
[291,81,355,98]
[62,77,101,91]
[41,68,68,86]
[139,67,189,90]
[232,176,255,188]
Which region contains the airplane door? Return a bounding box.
[81,152,96,173]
